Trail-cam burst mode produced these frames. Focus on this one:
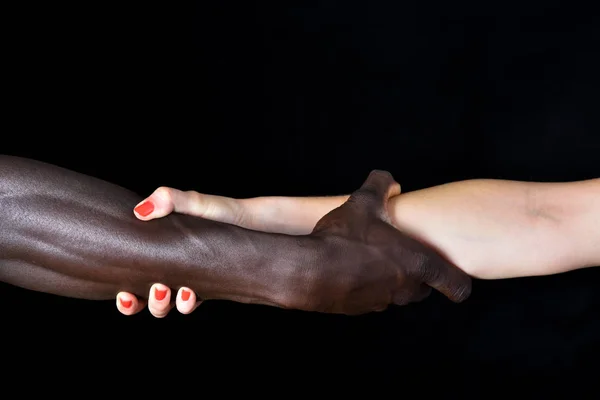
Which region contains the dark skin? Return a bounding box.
[0,155,471,315]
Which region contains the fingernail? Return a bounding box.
[119,297,132,308]
[134,201,154,217]
[181,289,191,301]
[155,288,167,301]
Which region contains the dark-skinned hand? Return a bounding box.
[292,170,472,315]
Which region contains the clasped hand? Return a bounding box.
[118,170,471,317]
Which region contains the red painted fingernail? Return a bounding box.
[119,297,132,309]
[181,289,191,301]
[134,201,154,217]
[155,288,167,301]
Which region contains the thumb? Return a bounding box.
[133,186,245,225]
[346,170,401,224]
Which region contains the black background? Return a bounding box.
[3,1,599,394]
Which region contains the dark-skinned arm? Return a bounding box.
[0,155,471,315]
[0,155,300,307]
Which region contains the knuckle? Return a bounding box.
[413,252,440,281]
[186,190,209,216]
[350,187,379,206]
[154,186,174,202]
[185,190,203,203]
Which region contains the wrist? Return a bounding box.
[240,195,350,235]
[175,215,308,309]
[387,189,477,276]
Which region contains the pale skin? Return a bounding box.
[117,178,600,317]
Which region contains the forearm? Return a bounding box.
[391,179,600,279]
[0,155,298,305]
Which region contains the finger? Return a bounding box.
[133,188,175,221]
[413,252,472,303]
[176,287,203,315]
[348,170,401,223]
[392,283,432,305]
[148,283,174,318]
[134,186,245,225]
[413,284,433,303]
[177,190,245,225]
[312,170,401,234]
[416,284,433,302]
[116,292,147,316]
